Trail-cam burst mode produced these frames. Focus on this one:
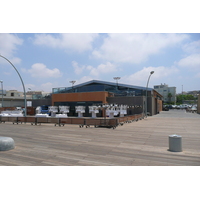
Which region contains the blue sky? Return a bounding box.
[0,1,200,94]
[0,33,199,93]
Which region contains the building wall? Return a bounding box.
[52,92,146,116]
[154,84,176,103]
[52,91,110,105]
[152,90,163,114]
[51,91,111,117]
[107,96,145,114]
[52,89,162,117]
[197,95,200,114]
[151,97,163,115]
[157,99,163,112]
[4,90,24,97]
[107,91,162,116]
[32,99,52,107]
[0,90,32,108]
[1,99,25,107]
[0,98,51,109]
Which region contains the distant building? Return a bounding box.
[0,90,26,107]
[5,90,24,98]
[154,83,176,103]
[0,90,51,108]
[26,91,51,100]
[185,90,200,98]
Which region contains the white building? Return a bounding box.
[154,84,176,103]
[0,90,29,107]
[0,89,52,108]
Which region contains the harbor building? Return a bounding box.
[52,80,163,117]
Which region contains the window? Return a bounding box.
[11,93,14,96]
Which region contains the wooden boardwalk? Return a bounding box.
[0,110,200,166]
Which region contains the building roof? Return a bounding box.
[66,79,153,91]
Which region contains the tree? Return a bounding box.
[176,94,197,104]
[168,93,172,103]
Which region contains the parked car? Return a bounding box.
[176,105,180,109]
[172,105,177,109]
[191,105,197,112]
[163,105,169,111]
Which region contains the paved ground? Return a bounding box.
[0,109,200,166]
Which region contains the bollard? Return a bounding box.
[168,134,182,152]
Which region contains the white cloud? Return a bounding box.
[28,63,62,78]
[89,62,117,77]
[33,34,60,48]
[75,76,93,85]
[182,40,200,54]
[33,33,99,52]
[25,84,35,90]
[72,61,118,77]
[0,33,23,64]
[121,66,179,86]
[40,82,54,92]
[72,61,86,75]
[92,33,189,64]
[26,82,53,92]
[177,54,200,70]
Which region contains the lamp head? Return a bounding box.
[70,80,76,85]
[150,71,154,75]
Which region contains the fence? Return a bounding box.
[0,113,144,129]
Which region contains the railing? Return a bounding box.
[0,113,144,129]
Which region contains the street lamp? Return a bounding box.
[145,71,154,118]
[70,80,76,86]
[113,77,120,85]
[0,55,27,116]
[0,80,3,107]
[113,77,120,88]
[27,88,32,100]
[69,81,76,92]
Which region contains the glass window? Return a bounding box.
[53,83,146,97]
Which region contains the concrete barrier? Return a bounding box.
[0,137,15,151]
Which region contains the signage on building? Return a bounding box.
[27,101,32,107]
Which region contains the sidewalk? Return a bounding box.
[0,109,199,165]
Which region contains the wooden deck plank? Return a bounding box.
[0,110,200,166]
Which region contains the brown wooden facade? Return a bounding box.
[52,91,112,105]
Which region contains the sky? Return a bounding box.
[0,33,199,94]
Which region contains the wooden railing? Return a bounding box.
[0,113,144,129]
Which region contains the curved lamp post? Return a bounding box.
[0,55,27,117]
[0,80,3,107]
[145,71,154,118]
